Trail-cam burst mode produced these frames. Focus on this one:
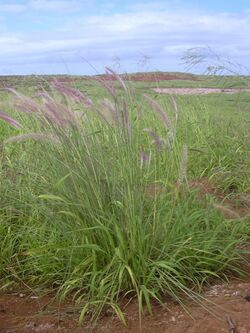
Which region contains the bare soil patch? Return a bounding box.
[1,279,250,333]
[152,88,250,95]
[188,178,250,219]
[145,178,250,219]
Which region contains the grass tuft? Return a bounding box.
[0,73,249,324]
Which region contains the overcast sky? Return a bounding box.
[0,0,249,75]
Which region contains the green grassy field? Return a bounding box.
[0,73,249,323]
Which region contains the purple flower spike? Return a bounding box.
[0,111,22,129]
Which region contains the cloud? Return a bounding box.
[0,3,26,13]
[0,35,22,44]
[0,1,81,14]
[30,0,81,12]
[0,2,249,74]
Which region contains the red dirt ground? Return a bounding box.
[93,72,196,82]
[1,278,250,333]
[44,72,196,84]
[188,179,250,219]
[145,178,250,219]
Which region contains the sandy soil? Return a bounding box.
[152,88,250,95]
